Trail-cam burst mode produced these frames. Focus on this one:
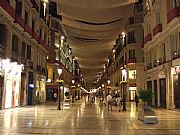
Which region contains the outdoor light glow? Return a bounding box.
[122,32,125,37]
[113,49,115,53]
[72,79,75,84]
[57,68,62,75]
[102,84,105,87]
[61,36,65,40]
[29,84,35,88]
[47,79,51,82]
[107,80,110,84]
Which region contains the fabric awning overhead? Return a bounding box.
[55,0,137,83]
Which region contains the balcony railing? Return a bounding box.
[153,60,158,67]
[128,58,136,63]
[14,14,24,28]
[146,63,152,70]
[153,24,162,36]
[0,0,15,18]
[38,38,49,51]
[32,31,39,42]
[158,57,166,65]
[11,52,18,62]
[21,57,26,66]
[167,7,179,23]
[24,24,32,35]
[144,34,152,44]
[27,60,33,69]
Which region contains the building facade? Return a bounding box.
[98,2,145,101]
[143,0,180,109]
[0,0,49,109]
[46,2,75,102]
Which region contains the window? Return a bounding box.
[156,12,161,24]
[128,31,135,44]
[172,0,180,8]
[21,42,26,57]
[55,33,60,48]
[39,29,42,38]
[25,11,29,25]
[55,50,59,61]
[16,1,22,16]
[129,70,136,79]
[129,49,135,59]
[0,24,6,46]
[147,24,151,34]
[12,35,19,53]
[26,45,31,60]
[129,17,134,25]
[32,20,35,32]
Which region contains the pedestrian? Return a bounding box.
[53,92,57,102]
[117,95,122,112]
[135,93,139,109]
[107,94,112,111]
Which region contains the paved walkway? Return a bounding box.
[0,97,180,135]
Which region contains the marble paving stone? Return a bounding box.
[0,99,180,135]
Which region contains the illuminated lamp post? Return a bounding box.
[121,67,127,111]
[57,68,63,110]
[72,79,75,103]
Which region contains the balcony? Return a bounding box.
[144,34,152,44]
[153,60,158,67]
[11,52,18,62]
[146,63,152,70]
[14,14,24,28]
[39,38,50,52]
[158,57,166,65]
[167,7,179,23]
[21,57,26,66]
[153,24,162,36]
[128,58,136,63]
[127,39,136,44]
[27,60,33,69]
[0,0,15,18]
[24,24,32,35]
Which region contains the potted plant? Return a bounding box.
[138,89,157,124]
[138,88,153,108]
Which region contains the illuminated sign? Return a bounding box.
[29,84,35,88]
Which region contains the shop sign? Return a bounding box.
[158,70,166,78]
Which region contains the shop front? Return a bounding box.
[46,84,58,101]
[0,59,23,109]
[171,66,180,109]
[36,75,46,103]
[129,85,136,101]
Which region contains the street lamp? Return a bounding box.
[57,68,63,110]
[121,67,127,111]
[72,79,75,103]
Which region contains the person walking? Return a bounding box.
[117,95,122,112]
[107,94,112,111]
[135,93,139,109]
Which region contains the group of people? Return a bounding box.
[106,94,122,112]
[100,93,139,112]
